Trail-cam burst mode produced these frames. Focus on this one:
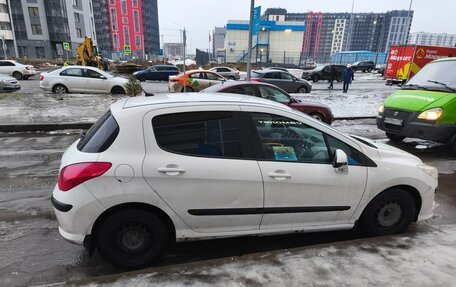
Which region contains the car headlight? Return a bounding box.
[417,163,438,180]
[418,108,442,121]
[378,104,384,113]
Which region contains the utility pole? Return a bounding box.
[161,34,165,64]
[404,0,413,45]
[246,0,254,81]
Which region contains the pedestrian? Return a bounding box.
[328,65,337,90]
[63,60,69,67]
[342,64,354,93]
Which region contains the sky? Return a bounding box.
[157,0,456,51]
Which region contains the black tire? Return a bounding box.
[297,86,308,93]
[336,77,342,82]
[181,86,194,92]
[138,75,146,82]
[96,209,169,269]
[360,189,416,236]
[367,68,373,73]
[386,132,405,142]
[53,84,68,94]
[228,76,235,80]
[12,71,23,80]
[312,75,319,83]
[309,112,325,122]
[447,133,456,157]
[23,76,29,80]
[111,86,125,94]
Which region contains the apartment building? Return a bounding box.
[0,0,14,58]
[409,32,456,47]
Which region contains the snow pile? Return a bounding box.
[82,225,456,286]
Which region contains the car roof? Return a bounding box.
[117,93,290,111]
[201,80,287,92]
[433,57,456,63]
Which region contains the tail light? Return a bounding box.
[170,77,179,82]
[40,74,44,81]
[58,162,112,191]
[250,78,259,82]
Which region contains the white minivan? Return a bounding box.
[52,94,437,269]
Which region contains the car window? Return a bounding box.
[326,135,365,166]
[252,113,330,163]
[264,72,281,79]
[60,68,83,77]
[281,73,294,80]
[219,68,230,72]
[206,72,223,81]
[148,67,157,71]
[189,73,203,79]
[77,110,119,153]
[225,86,257,96]
[258,86,290,103]
[84,69,104,78]
[153,111,244,159]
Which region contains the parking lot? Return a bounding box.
[1,74,456,286]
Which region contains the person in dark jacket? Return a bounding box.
[328,65,337,90]
[342,64,354,93]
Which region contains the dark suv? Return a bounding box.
[133,65,180,81]
[351,61,375,72]
[302,65,345,83]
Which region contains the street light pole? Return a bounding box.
[246,0,254,81]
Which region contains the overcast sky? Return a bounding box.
[157,0,456,52]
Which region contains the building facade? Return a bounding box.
[212,26,226,61]
[409,32,456,47]
[0,0,14,58]
[163,42,183,59]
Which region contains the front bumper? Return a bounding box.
[0,84,20,91]
[377,108,456,142]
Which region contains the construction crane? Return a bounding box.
[76,37,107,70]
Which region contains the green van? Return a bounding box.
[377,57,456,154]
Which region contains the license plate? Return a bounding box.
[384,117,403,126]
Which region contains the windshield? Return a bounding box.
[313,65,324,71]
[405,60,456,92]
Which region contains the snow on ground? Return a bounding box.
[79,225,456,287]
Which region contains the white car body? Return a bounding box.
[52,94,437,267]
[0,60,38,80]
[40,65,127,94]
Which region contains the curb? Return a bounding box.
[0,117,377,133]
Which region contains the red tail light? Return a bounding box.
[40,74,44,81]
[58,162,112,191]
[170,77,179,82]
[250,78,259,82]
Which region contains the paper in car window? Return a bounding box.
[273,146,298,161]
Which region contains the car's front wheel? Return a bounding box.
[12,71,23,80]
[53,84,68,94]
[386,132,405,142]
[312,75,319,83]
[96,209,169,269]
[447,133,456,156]
[297,86,308,93]
[138,75,146,82]
[360,189,416,236]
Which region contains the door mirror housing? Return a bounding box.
[332,149,348,173]
[99,75,107,80]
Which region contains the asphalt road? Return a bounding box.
[0,122,455,286]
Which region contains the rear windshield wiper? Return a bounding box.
[427,80,456,93]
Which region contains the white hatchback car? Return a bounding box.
[0,60,38,80]
[40,66,127,94]
[52,94,437,269]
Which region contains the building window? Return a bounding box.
[123,26,130,45]
[133,10,140,33]
[113,33,119,48]
[31,24,42,35]
[122,17,128,24]
[109,0,115,4]
[121,0,127,14]
[76,28,82,38]
[28,7,39,17]
[72,0,78,7]
[133,0,138,7]
[135,35,141,47]
[74,12,80,23]
[110,8,117,31]
[36,47,45,59]
[18,46,28,58]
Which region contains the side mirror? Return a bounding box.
[100,75,107,80]
[332,149,348,173]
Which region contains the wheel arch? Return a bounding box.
[52,82,68,92]
[111,85,125,94]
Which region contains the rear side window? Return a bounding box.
[77,111,119,153]
[153,111,243,159]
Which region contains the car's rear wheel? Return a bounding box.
[312,75,319,83]
[386,132,405,142]
[367,68,373,73]
[111,86,125,94]
[297,86,308,93]
[360,189,416,236]
[309,112,325,122]
[96,209,169,269]
[53,84,68,94]
[181,86,194,92]
[12,71,23,80]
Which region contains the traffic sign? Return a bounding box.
[124,45,131,55]
[63,42,70,51]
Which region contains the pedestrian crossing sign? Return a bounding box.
[124,45,131,55]
[63,42,70,51]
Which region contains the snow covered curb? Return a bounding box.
[70,224,456,287]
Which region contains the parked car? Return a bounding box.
[265,67,289,72]
[40,66,127,94]
[168,70,226,92]
[251,70,312,93]
[209,67,240,80]
[351,61,375,72]
[0,74,20,92]
[133,65,180,82]
[52,93,437,269]
[0,60,38,80]
[377,57,456,154]
[375,64,386,76]
[302,64,345,83]
[201,81,334,124]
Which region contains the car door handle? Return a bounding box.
[268,172,291,180]
[158,167,186,176]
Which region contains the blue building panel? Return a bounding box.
[227,20,305,32]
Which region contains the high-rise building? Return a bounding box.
[264,8,413,63]
[212,27,226,59]
[0,1,14,58]
[409,32,456,47]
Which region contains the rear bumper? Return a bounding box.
[58,226,85,245]
[0,84,20,91]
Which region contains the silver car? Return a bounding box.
[210,67,240,80]
[0,74,20,92]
